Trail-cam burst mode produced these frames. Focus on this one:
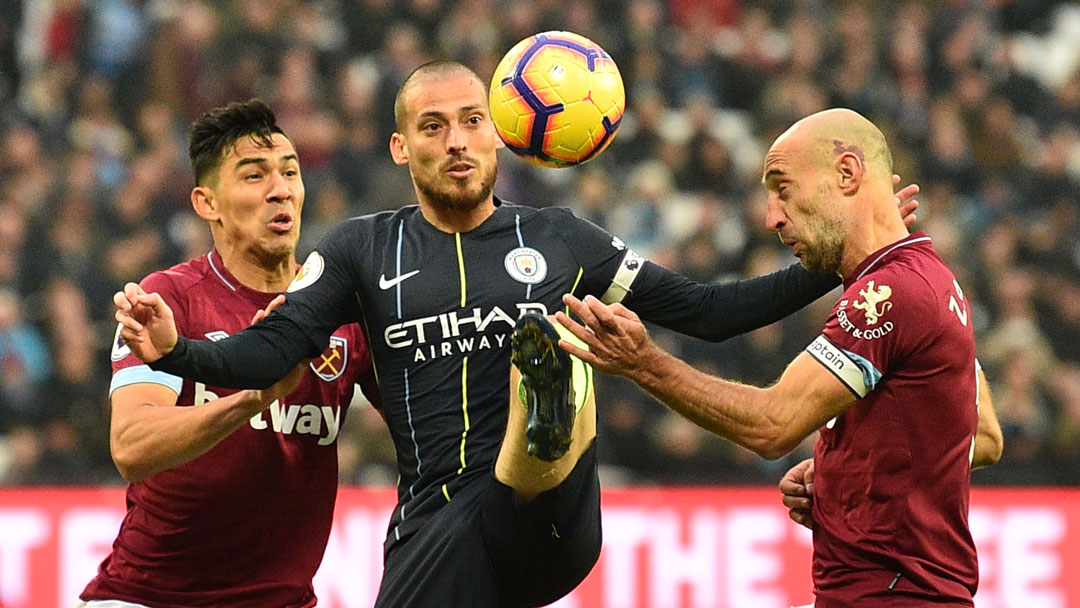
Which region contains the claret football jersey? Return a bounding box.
[804,232,979,606]
[81,249,377,608]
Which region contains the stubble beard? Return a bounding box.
[800,217,845,274]
[252,237,298,269]
[416,162,498,214]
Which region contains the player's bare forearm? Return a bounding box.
[557,294,802,458]
[558,295,856,459]
[627,345,791,457]
[110,386,275,482]
[972,368,1003,468]
[111,297,305,482]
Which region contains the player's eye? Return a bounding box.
[244,172,262,181]
[421,122,441,132]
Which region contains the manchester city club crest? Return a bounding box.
[311,336,347,381]
[504,246,548,284]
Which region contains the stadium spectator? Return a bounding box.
[0,0,1076,488]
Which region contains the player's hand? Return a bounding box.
[251,362,306,407]
[894,174,920,229]
[555,294,653,378]
[250,294,286,325]
[779,457,815,529]
[113,282,178,363]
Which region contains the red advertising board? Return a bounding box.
[1,487,1077,607]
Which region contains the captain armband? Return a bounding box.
[805,335,882,399]
[600,249,645,304]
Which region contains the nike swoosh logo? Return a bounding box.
[379,270,421,290]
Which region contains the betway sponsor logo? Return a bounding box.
[385,303,549,361]
[194,382,341,446]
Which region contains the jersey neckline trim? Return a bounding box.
[207,249,238,292]
[846,232,932,286]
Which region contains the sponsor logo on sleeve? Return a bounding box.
[851,280,893,325]
[836,280,896,340]
[287,251,325,293]
[110,324,130,361]
[601,249,645,304]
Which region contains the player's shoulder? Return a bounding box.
[841,260,942,332]
[323,208,422,242]
[322,213,381,238]
[849,236,950,295]
[140,255,214,297]
[503,200,577,223]
[502,201,605,237]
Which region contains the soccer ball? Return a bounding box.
[489,31,625,168]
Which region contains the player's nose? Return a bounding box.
[445,123,466,154]
[765,196,788,233]
[265,170,293,203]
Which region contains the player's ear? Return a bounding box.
[390,133,409,166]
[836,153,863,196]
[191,186,220,221]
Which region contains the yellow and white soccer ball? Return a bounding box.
[489,31,625,168]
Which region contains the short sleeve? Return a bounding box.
[109,272,184,395]
[806,271,934,397]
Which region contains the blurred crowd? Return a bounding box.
[0,0,1077,487]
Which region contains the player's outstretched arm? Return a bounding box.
[779,458,815,529]
[557,294,855,459]
[972,368,1003,469]
[110,296,306,482]
[142,301,317,390]
[619,178,919,343]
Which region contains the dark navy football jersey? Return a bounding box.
[150,198,841,552]
[285,201,652,546]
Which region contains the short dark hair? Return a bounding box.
[188,99,286,186]
[393,61,484,132]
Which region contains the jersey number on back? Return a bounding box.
[948,279,968,327]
